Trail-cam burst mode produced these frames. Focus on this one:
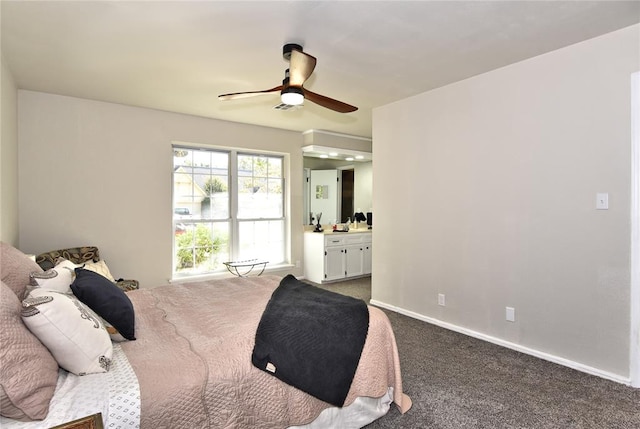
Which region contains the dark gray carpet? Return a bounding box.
[308,277,640,429]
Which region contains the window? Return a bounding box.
[172,146,285,277]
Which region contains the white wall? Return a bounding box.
[303,129,372,153]
[372,24,639,380]
[354,162,372,215]
[632,71,640,387]
[17,92,304,286]
[1,54,18,245]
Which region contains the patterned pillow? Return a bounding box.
[0,281,58,421]
[29,259,79,294]
[81,260,116,282]
[1,242,43,299]
[22,288,113,376]
[79,300,129,343]
[35,247,100,271]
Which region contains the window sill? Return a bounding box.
[170,263,295,284]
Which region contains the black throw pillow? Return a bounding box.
[71,268,136,340]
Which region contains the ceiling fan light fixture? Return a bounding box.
[281,87,304,106]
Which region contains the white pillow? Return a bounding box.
[102,319,128,342]
[30,259,79,294]
[21,288,113,375]
[81,260,116,282]
[80,299,128,343]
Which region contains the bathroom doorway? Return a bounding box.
[340,168,354,223]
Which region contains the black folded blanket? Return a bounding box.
[252,274,369,407]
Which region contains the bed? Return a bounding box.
[0,242,411,428]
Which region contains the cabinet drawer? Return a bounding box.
[344,234,368,245]
[325,236,346,247]
[325,232,372,247]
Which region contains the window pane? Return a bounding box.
[237,154,283,219]
[202,184,229,221]
[174,149,196,217]
[238,155,253,175]
[192,150,211,168]
[201,176,229,220]
[268,157,282,177]
[173,147,231,276]
[253,157,268,177]
[173,148,191,168]
[238,220,284,263]
[191,173,209,219]
[174,222,230,274]
[174,149,229,222]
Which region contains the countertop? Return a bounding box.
[304,226,372,235]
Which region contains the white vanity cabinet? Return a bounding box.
[304,231,372,283]
[324,242,346,281]
[363,241,372,275]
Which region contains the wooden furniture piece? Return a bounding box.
[50,413,103,429]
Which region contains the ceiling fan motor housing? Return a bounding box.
[283,43,303,60]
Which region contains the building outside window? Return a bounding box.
[172,146,285,277]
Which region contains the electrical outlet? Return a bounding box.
[506,307,516,322]
[438,294,445,306]
[295,260,301,268]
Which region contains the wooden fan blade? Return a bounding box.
[218,86,282,101]
[289,49,317,87]
[304,89,358,113]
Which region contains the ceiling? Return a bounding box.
[2,1,639,139]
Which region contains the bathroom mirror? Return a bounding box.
[303,146,372,226]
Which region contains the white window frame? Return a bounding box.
[172,144,287,279]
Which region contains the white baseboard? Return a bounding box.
[370,299,631,387]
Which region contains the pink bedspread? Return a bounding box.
[120,275,411,428]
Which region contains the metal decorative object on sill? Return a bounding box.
[224,259,269,277]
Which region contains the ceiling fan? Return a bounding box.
[218,44,358,113]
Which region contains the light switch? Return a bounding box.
[596,193,609,210]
